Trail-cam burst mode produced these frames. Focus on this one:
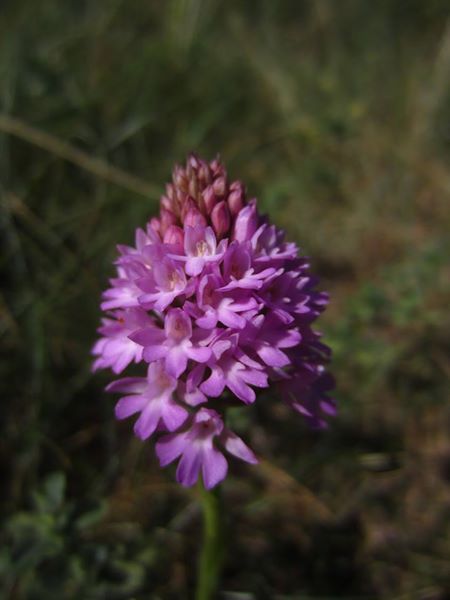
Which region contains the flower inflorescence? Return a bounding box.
[93,154,335,489]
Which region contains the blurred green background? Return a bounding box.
[1,1,449,598]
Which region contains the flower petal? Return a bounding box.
[227,376,256,404]
[114,394,148,419]
[201,447,228,489]
[200,367,226,397]
[156,432,190,467]
[185,256,204,276]
[106,377,147,394]
[186,345,212,363]
[241,368,269,388]
[161,400,188,431]
[133,403,161,440]
[221,429,258,464]
[143,344,167,362]
[257,345,290,367]
[130,326,165,346]
[166,346,188,378]
[176,447,202,487]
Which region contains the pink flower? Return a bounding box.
[100,261,148,311]
[137,250,191,312]
[192,273,258,330]
[92,308,153,374]
[156,408,257,489]
[220,241,275,292]
[131,308,211,378]
[200,348,269,404]
[107,361,188,439]
[172,225,227,276]
[93,154,334,488]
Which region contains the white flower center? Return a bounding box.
[168,271,180,290]
[196,240,209,256]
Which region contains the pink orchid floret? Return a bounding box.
[172,225,227,276]
[192,273,258,330]
[132,308,211,378]
[92,307,153,374]
[200,347,268,404]
[156,408,257,489]
[137,253,190,312]
[107,361,188,439]
[101,260,149,311]
[220,241,275,292]
[93,154,334,488]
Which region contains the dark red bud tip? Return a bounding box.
[211,201,231,238]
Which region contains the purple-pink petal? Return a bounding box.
[202,448,228,489]
[220,429,258,464]
[106,377,147,394]
[176,447,203,487]
[133,404,161,440]
[161,400,189,431]
[115,394,148,419]
[156,432,190,467]
[200,367,226,397]
[186,345,212,362]
[165,346,188,378]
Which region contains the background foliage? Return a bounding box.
[1,1,449,598]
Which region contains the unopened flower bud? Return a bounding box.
[211,201,231,239]
[202,185,217,215]
[163,224,184,246]
[150,217,161,233]
[188,153,199,170]
[166,183,176,201]
[184,206,207,228]
[160,209,177,234]
[181,197,196,220]
[232,199,258,242]
[188,177,198,199]
[228,182,245,216]
[161,195,173,212]
[173,165,188,193]
[198,164,212,186]
[210,157,223,176]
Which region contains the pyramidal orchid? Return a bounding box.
[93,154,335,490]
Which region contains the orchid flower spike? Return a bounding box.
[93,154,335,489]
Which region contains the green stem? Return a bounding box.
[195,483,225,600]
